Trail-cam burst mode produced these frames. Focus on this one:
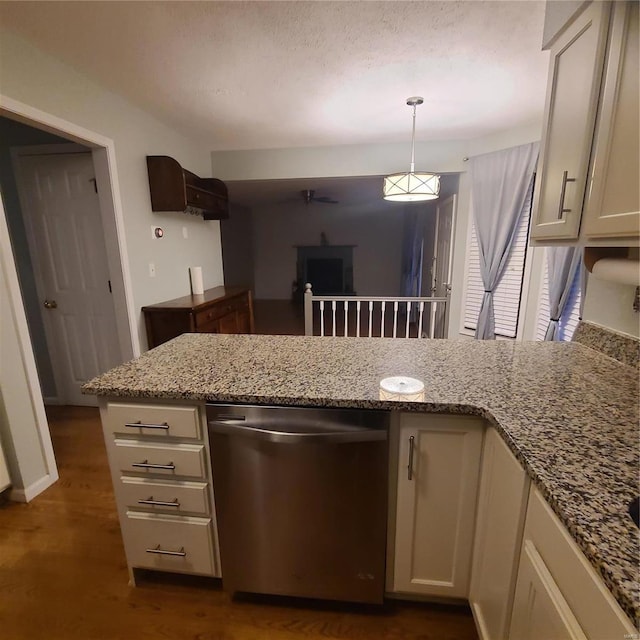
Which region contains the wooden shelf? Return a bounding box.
[146,156,228,220]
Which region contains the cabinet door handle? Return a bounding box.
[145,545,186,557]
[408,435,415,481]
[557,170,576,219]
[138,497,180,508]
[124,421,170,430]
[131,460,175,470]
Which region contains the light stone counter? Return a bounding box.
[83,333,639,625]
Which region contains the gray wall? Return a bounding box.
[221,202,255,291]
[0,117,74,399]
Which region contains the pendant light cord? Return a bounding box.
[410,103,417,173]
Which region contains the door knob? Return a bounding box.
[43,299,58,309]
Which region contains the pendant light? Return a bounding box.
[383,97,440,202]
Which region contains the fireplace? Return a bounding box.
[295,245,355,297]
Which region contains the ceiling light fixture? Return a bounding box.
[383,97,440,202]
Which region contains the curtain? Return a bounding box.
[544,247,582,340]
[400,209,425,297]
[470,142,539,339]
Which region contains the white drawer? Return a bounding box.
[104,402,200,439]
[113,440,206,478]
[119,477,209,515]
[123,511,215,576]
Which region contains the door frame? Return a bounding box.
[0,94,137,499]
[11,144,123,405]
[432,194,457,338]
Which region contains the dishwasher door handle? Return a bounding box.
[208,420,387,444]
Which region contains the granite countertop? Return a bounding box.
[83,333,640,626]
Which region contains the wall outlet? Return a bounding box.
[149,263,156,277]
[182,226,189,239]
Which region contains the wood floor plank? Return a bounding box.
[0,406,478,640]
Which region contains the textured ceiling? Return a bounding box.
[0,1,549,151]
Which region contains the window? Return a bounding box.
[536,252,582,341]
[463,181,533,338]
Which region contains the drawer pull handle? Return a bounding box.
[145,545,186,557]
[131,460,176,470]
[124,421,170,430]
[557,170,576,220]
[408,435,415,481]
[138,497,180,508]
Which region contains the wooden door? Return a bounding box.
[15,152,121,406]
[432,194,456,338]
[392,414,483,598]
[583,1,640,239]
[530,2,610,240]
[510,540,588,640]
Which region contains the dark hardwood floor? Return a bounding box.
[0,406,478,640]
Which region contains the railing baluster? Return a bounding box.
[319,301,325,337]
[368,302,373,338]
[405,301,411,337]
[380,301,386,337]
[418,301,425,338]
[343,301,349,337]
[429,300,436,339]
[392,301,398,338]
[332,301,337,337]
[356,301,361,338]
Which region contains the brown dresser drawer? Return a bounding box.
[123,511,215,576]
[104,402,200,439]
[113,440,206,478]
[119,477,210,515]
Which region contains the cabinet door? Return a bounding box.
[217,311,238,334]
[392,414,483,598]
[510,540,587,640]
[583,1,640,239]
[469,428,530,640]
[531,2,610,241]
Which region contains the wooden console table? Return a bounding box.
[142,286,254,349]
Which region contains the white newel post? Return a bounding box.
[304,283,313,336]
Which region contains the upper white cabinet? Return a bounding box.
[531,1,639,244]
[582,1,640,238]
[390,414,484,599]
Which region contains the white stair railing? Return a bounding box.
[303,283,449,339]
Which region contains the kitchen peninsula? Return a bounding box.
[83,331,639,636]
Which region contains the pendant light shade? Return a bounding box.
[384,97,440,202]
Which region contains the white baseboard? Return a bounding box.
[9,472,58,503]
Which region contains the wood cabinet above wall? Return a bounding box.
[146,156,229,220]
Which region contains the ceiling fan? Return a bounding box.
[301,189,339,205]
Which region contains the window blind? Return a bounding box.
[536,253,582,341]
[463,183,533,338]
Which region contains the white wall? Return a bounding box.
[0,29,225,353]
[252,202,405,299]
[583,278,640,338]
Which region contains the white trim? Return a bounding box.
[0,192,59,494]
[9,473,57,503]
[0,94,139,359]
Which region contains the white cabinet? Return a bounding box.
[582,0,640,238]
[99,399,220,583]
[531,1,610,241]
[531,1,639,244]
[390,414,484,598]
[469,427,530,640]
[510,487,636,639]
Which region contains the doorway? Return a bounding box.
[0,104,135,500]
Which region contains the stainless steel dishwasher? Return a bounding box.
[207,403,389,604]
